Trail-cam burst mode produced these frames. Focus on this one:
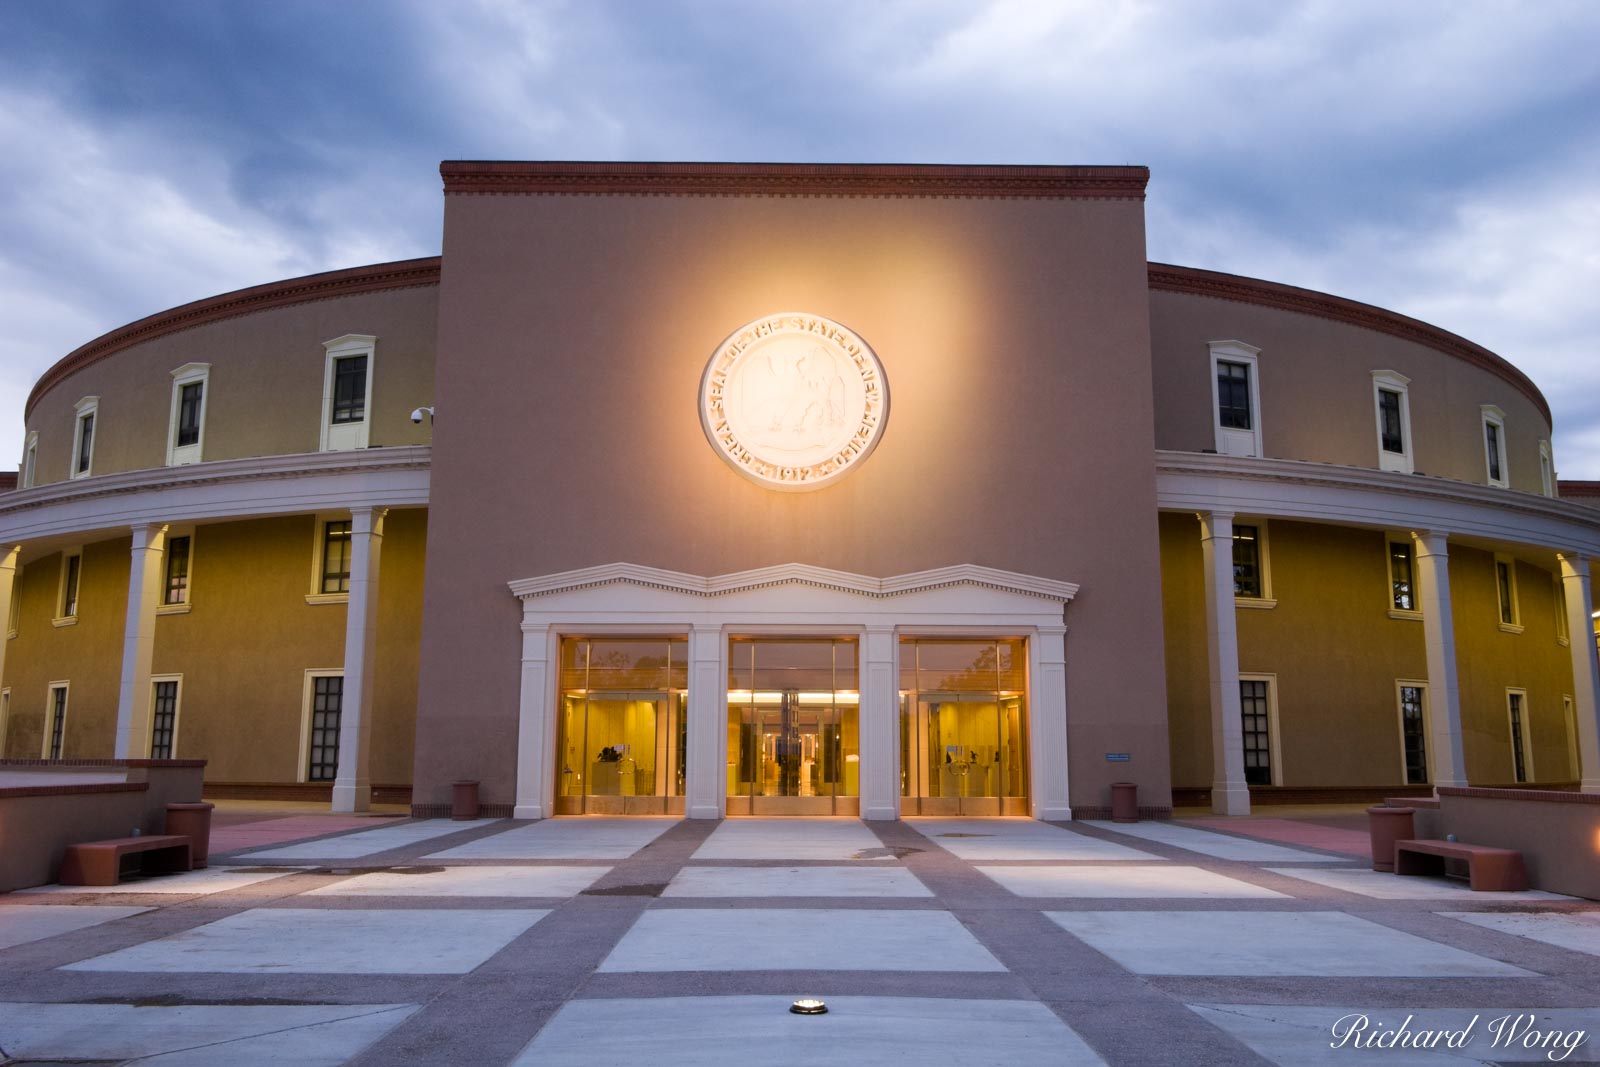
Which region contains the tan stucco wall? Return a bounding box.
[1149,290,1552,493]
[1,511,427,785]
[416,192,1173,811]
[24,287,438,485]
[1162,513,1578,790]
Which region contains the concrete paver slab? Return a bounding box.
[0,1002,418,1066]
[241,819,500,859]
[906,818,1156,861]
[512,995,1107,1065]
[664,865,932,897]
[427,817,677,860]
[62,907,549,974]
[1046,911,1532,977]
[306,865,610,897]
[980,864,1286,898]
[1268,867,1575,901]
[693,818,889,860]
[600,909,1007,972]
[1444,911,1600,957]
[1083,820,1345,862]
[0,905,150,950]
[17,867,307,896]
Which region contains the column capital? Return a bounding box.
[1197,511,1235,543]
[1557,553,1591,580]
[1412,530,1450,556]
[128,523,168,549]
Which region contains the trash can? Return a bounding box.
[1110,782,1138,823]
[452,780,480,820]
[165,802,215,869]
[1366,805,1415,872]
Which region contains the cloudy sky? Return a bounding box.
[3,1,1598,474]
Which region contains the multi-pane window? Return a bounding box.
[1485,421,1502,482]
[176,382,203,447]
[320,521,352,594]
[1482,405,1508,487]
[75,412,94,475]
[331,356,367,424]
[61,554,81,618]
[1399,685,1427,784]
[1389,541,1415,612]
[1378,390,1404,453]
[150,680,178,759]
[164,536,191,606]
[1232,524,1262,598]
[1496,559,1518,626]
[1508,692,1529,783]
[307,675,343,781]
[1217,361,1252,430]
[47,686,67,759]
[1240,679,1272,786]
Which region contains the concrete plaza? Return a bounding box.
[2,810,1597,1064]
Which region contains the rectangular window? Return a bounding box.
[1508,690,1530,783]
[0,688,10,751]
[1372,371,1413,473]
[1566,695,1581,781]
[320,521,352,594]
[1389,541,1415,612]
[150,679,178,759]
[1240,679,1272,786]
[1232,524,1262,598]
[1555,575,1570,644]
[75,412,94,476]
[1210,341,1262,457]
[1217,361,1252,430]
[1486,422,1501,481]
[1540,441,1555,497]
[1482,405,1508,487]
[176,382,203,446]
[331,356,367,424]
[7,565,20,636]
[307,675,343,781]
[1378,390,1404,452]
[21,432,37,489]
[1495,556,1521,630]
[164,536,192,606]
[60,553,81,619]
[46,684,67,759]
[1398,684,1428,784]
[166,363,210,465]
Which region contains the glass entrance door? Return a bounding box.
[900,638,1028,816]
[555,637,686,815]
[728,638,859,815]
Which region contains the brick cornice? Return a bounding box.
[27,257,442,418]
[1148,263,1552,426]
[440,161,1150,200]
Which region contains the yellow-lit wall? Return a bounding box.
[1,510,427,787]
[1161,514,1578,790]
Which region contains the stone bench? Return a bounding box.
[1394,838,1527,892]
[58,834,193,886]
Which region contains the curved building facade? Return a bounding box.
[2,161,1597,821]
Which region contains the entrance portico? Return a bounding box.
[508,562,1076,822]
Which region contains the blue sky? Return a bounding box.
[3,1,1599,474]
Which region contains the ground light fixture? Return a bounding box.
[790,999,828,1015]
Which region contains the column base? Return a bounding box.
[330,782,371,813]
[512,804,546,820]
[1210,784,1251,816]
[686,804,723,820]
[861,804,899,821]
[1581,778,1600,794]
[1035,804,1073,822]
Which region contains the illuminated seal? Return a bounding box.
[699,312,889,491]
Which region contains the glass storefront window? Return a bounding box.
[899,638,1028,816]
[556,637,686,815]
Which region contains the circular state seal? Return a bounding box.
[699,312,889,491]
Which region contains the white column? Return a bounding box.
[1030,623,1072,821]
[1414,531,1468,788]
[332,507,384,812]
[1199,511,1250,815]
[685,623,726,820]
[513,620,554,819]
[1558,554,1600,792]
[860,624,899,821]
[114,524,167,759]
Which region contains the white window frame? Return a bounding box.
[1394,679,1431,785]
[320,334,376,452]
[1232,517,1275,609]
[1555,573,1570,646]
[157,527,196,615]
[21,431,37,489]
[1238,671,1282,786]
[6,563,20,639]
[43,680,68,759]
[306,513,352,605]
[166,363,211,466]
[1564,694,1580,781]
[1494,553,1523,634]
[1384,532,1423,621]
[298,668,345,783]
[1481,404,1508,488]
[1539,440,1554,497]
[1210,340,1262,458]
[1506,688,1533,783]
[1371,370,1413,474]
[71,396,99,479]
[54,548,82,626]
[149,673,184,758]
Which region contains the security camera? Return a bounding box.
[410,406,434,424]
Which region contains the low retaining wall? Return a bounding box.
[0,759,206,892]
[1435,786,1600,900]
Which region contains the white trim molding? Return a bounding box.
[71,396,99,479]
[1230,517,1275,608]
[298,668,345,783]
[1385,531,1423,620]
[1372,370,1414,475]
[1209,340,1262,458]
[507,561,1077,823]
[43,680,69,759]
[1394,679,1431,785]
[321,334,376,453]
[1481,404,1509,489]
[1506,687,1533,783]
[166,362,211,467]
[1494,553,1524,634]
[148,673,184,758]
